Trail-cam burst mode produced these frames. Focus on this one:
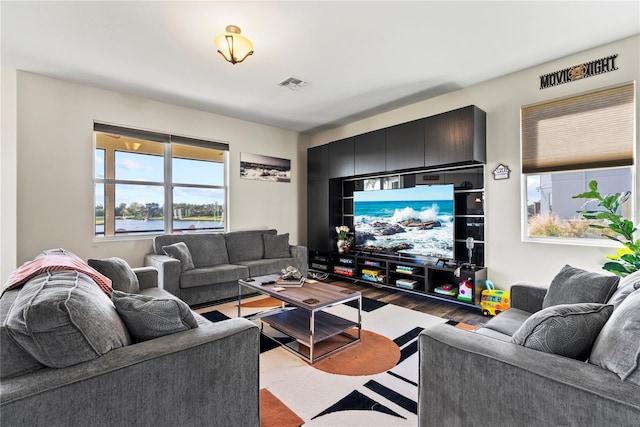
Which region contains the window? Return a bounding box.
[521,82,635,243]
[94,123,227,238]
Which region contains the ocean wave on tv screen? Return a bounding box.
[354,201,454,258]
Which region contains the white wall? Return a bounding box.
[7,71,304,273]
[1,69,18,283]
[306,35,640,288]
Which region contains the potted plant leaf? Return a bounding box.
[573,180,639,277]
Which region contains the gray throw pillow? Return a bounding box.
[88,257,140,294]
[264,233,290,259]
[607,269,640,307]
[542,265,619,309]
[112,290,198,342]
[511,303,613,360]
[162,242,195,272]
[5,271,131,368]
[589,288,640,386]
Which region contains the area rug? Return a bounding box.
[200,295,448,426]
[260,388,305,427]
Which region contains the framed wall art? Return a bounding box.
[240,152,291,183]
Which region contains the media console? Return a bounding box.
[309,250,487,308]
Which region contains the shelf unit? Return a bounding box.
[332,253,356,278]
[309,251,331,274]
[322,251,487,308]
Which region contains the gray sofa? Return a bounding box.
[1,253,260,427]
[145,229,308,306]
[419,267,640,426]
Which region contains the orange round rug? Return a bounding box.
[310,329,400,376]
[241,297,282,308]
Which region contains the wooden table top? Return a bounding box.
[239,274,361,311]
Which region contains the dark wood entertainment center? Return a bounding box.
[307,105,488,308]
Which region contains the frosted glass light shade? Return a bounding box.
[214,25,254,64]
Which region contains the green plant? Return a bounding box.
[335,225,349,240]
[573,180,639,277]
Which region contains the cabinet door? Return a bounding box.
[424,105,486,167]
[386,118,425,171]
[328,137,355,178]
[307,145,328,182]
[307,145,330,252]
[307,179,330,252]
[355,130,386,175]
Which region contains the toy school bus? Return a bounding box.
[481,281,510,316]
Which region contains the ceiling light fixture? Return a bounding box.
[214,25,254,65]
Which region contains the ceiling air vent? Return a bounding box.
[277,76,309,91]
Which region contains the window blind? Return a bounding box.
[93,122,229,150]
[521,82,635,174]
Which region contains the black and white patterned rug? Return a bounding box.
[200,296,447,426]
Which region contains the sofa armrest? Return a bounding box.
[132,266,158,290]
[144,253,181,298]
[1,318,260,427]
[290,245,308,276]
[418,324,640,427]
[510,281,547,313]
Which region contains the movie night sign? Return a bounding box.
[539,54,618,89]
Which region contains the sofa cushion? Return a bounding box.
[264,233,290,259]
[5,271,131,368]
[111,290,198,342]
[0,288,45,379]
[511,303,613,360]
[226,229,277,263]
[153,233,229,267]
[179,264,250,289]
[163,242,195,272]
[474,327,512,342]
[607,269,640,308]
[88,257,140,294]
[481,308,532,337]
[542,265,619,309]
[589,288,640,385]
[236,259,295,278]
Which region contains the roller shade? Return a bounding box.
[94,122,229,150]
[521,82,634,174]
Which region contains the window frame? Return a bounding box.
[93,123,228,240]
[521,166,635,246]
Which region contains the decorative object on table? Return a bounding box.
[240,152,291,182]
[335,225,349,253]
[277,266,305,287]
[573,180,638,277]
[280,266,302,280]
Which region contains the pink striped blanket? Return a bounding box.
[2,255,113,296]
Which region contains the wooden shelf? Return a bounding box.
[262,308,358,345]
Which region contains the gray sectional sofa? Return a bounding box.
[1,250,260,427]
[419,266,640,426]
[145,229,307,306]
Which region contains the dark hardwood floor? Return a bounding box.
[325,277,488,327]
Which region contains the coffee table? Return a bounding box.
[238,274,361,363]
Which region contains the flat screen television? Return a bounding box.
[353,184,454,259]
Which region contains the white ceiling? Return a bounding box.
[2,1,639,134]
